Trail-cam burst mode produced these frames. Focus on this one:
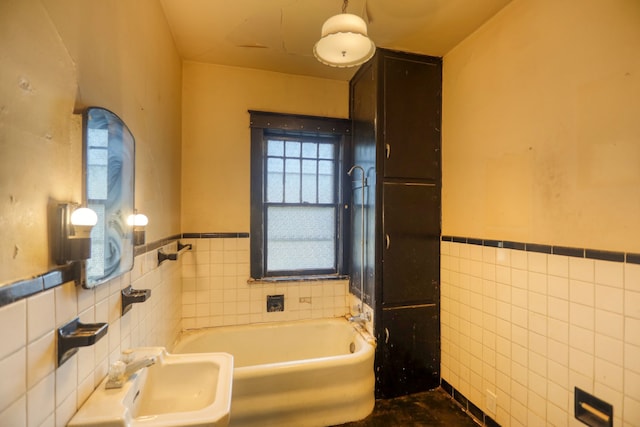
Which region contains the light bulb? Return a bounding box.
[70,207,98,227]
[127,213,149,227]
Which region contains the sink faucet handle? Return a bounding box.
[121,349,134,363]
[106,360,126,389]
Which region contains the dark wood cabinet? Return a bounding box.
[383,56,441,181]
[349,48,442,398]
[378,305,440,397]
[382,182,440,306]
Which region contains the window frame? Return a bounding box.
[249,111,351,280]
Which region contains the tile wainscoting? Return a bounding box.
[180,235,349,329]
[0,241,182,426]
[440,237,640,427]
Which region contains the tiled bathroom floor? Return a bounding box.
[335,388,480,427]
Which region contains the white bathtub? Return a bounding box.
[173,317,376,427]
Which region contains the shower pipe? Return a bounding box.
[347,165,369,322]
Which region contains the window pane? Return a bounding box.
[301,160,317,203]
[284,159,300,203]
[286,141,301,157]
[318,143,334,159]
[267,206,336,271]
[318,160,334,203]
[267,139,284,156]
[266,158,283,202]
[302,142,317,158]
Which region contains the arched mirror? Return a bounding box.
[83,107,135,288]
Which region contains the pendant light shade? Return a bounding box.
[314,12,375,67]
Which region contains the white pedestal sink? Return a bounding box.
[68,347,233,427]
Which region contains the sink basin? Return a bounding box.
[68,347,233,427]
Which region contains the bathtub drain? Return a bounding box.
[349,342,356,353]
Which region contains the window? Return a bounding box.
[250,111,351,279]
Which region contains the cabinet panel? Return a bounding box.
[383,57,441,181]
[376,305,440,398]
[382,182,440,305]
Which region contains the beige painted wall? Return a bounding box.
[442,0,640,252]
[0,0,182,286]
[181,62,349,233]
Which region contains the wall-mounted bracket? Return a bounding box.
[121,285,151,315]
[57,317,108,366]
[157,241,192,265]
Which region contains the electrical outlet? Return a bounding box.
[486,390,497,415]
[299,297,312,304]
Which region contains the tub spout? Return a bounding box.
[348,311,371,324]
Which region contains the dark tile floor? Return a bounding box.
[335,388,480,427]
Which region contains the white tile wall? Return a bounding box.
[441,241,640,427]
[0,243,182,426]
[180,237,350,328]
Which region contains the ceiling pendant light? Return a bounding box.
[313,0,375,68]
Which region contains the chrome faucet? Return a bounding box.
[348,311,371,324]
[105,351,157,389]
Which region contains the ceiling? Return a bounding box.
[159,0,512,81]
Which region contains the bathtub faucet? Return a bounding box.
[348,311,371,324]
[105,350,157,389]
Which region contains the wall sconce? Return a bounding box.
[127,212,148,246]
[55,203,98,264]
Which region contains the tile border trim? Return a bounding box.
[441,378,501,427]
[441,235,640,264]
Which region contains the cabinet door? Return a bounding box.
[382,182,440,305]
[383,56,441,180]
[375,305,440,398]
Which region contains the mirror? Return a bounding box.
[83,107,135,288]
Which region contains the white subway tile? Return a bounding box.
[595,358,623,392]
[528,272,547,294]
[569,347,594,378]
[548,358,569,387]
[528,252,547,274]
[624,290,640,319]
[595,285,624,314]
[549,296,569,322]
[26,331,55,389]
[511,250,528,270]
[512,268,528,289]
[55,282,78,327]
[595,309,624,340]
[546,401,568,427]
[624,396,640,426]
[569,280,594,307]
[529,292,547,315]
[548,318,569,343]
[27,290,54,343]
[0,347,26,413]
[0,395,26,427]
[27,373,54,427]
[625,369,640,401]
[548,339,569,367]
[625,263,640,292]
[569,324,594,353]
[595,334,624,366]
[594,260,624,288]
[548,254,569,278]
[626,343,640,373]
[625,317,640,347]
[548,275,569,300]
[569,257,594,282]
[55,389,78,427]
[570,302,594,329]
[0,300,26,360]
[512,287,528,308]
